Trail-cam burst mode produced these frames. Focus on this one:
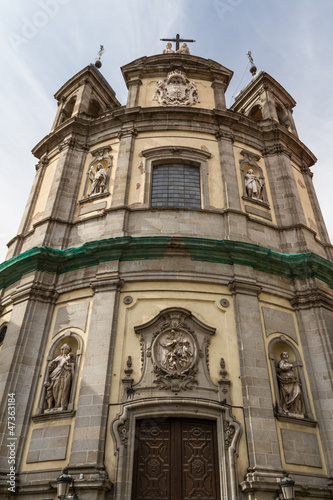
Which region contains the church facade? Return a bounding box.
[0,43,333,500]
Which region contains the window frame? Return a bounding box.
[141,146,211,209]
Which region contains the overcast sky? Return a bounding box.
[0,0,332,263]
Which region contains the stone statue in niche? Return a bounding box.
[88,162,107,196]
[277,351,303,417]
[44,343,75,412]
[163,42,175,54]
[245,168,264,200]
[153,70,199,107]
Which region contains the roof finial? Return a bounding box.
[95,45,105,69]
[247,51,257,76]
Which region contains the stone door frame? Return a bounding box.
[111,397,242,500]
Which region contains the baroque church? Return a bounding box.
[0,38,333,500]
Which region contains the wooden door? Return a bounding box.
[132,418,220,500]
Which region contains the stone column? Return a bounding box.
[228,278,283,484]
[0,273,57,474]
[68,271,121,485]
[111,128,137,208]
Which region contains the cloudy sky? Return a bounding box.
[0,0,332,263]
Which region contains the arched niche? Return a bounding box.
[0,323,7,352]
[87,98,103,117]
[35,331,83,418]
[60,95,76,124]
[248,103,263,121]
[239,149,268,205]
[81,145,113,199]
[268,336,314,423]
[275,101,291,130]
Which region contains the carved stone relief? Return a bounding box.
[126,308,231,403]
[153,70,199,107]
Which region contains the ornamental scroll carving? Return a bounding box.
[153,70,199,107]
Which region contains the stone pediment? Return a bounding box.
[122,308,229,402]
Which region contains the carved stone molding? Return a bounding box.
[58,137,89,152]
[215,130,235,142]
[261,144,292,158]
[35,154,49,171]
[153,69,199,107]
[118,127,138,139]
[228,280,262,297]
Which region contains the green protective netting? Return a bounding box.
[181,237,333,287]
[0,236,171,289]
[0,236,332,290]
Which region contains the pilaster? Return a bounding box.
[0,273,57,474]
[291,281,333,476]
[68,274,122,471]
[262,144,307,230]
[228,278,283,478]
[40,137,89,249]
[111,128,137,207]
[126,78,142,108]
[211,80,227,110]
[215,129,241,212]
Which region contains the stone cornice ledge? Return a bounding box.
[0,236,332,291]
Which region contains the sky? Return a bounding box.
[0,0,332,263]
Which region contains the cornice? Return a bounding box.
[0,237,332,291]
[31,105,316,168]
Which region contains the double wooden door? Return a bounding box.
[132,418,221,500]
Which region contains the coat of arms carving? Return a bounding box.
[153,70,200,107]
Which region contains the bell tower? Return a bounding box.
[0,41,332,500]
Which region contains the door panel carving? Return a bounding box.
[132,419,220,500]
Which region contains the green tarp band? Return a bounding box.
[0,236,332,290]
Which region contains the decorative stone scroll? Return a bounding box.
[153,70,199,107]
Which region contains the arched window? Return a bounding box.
[249,104,263,121]
[88,99,102,117]
[60,96,76,123]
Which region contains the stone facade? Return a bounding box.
[0,51,332,500]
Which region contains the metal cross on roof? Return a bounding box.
[160,33,196,51]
